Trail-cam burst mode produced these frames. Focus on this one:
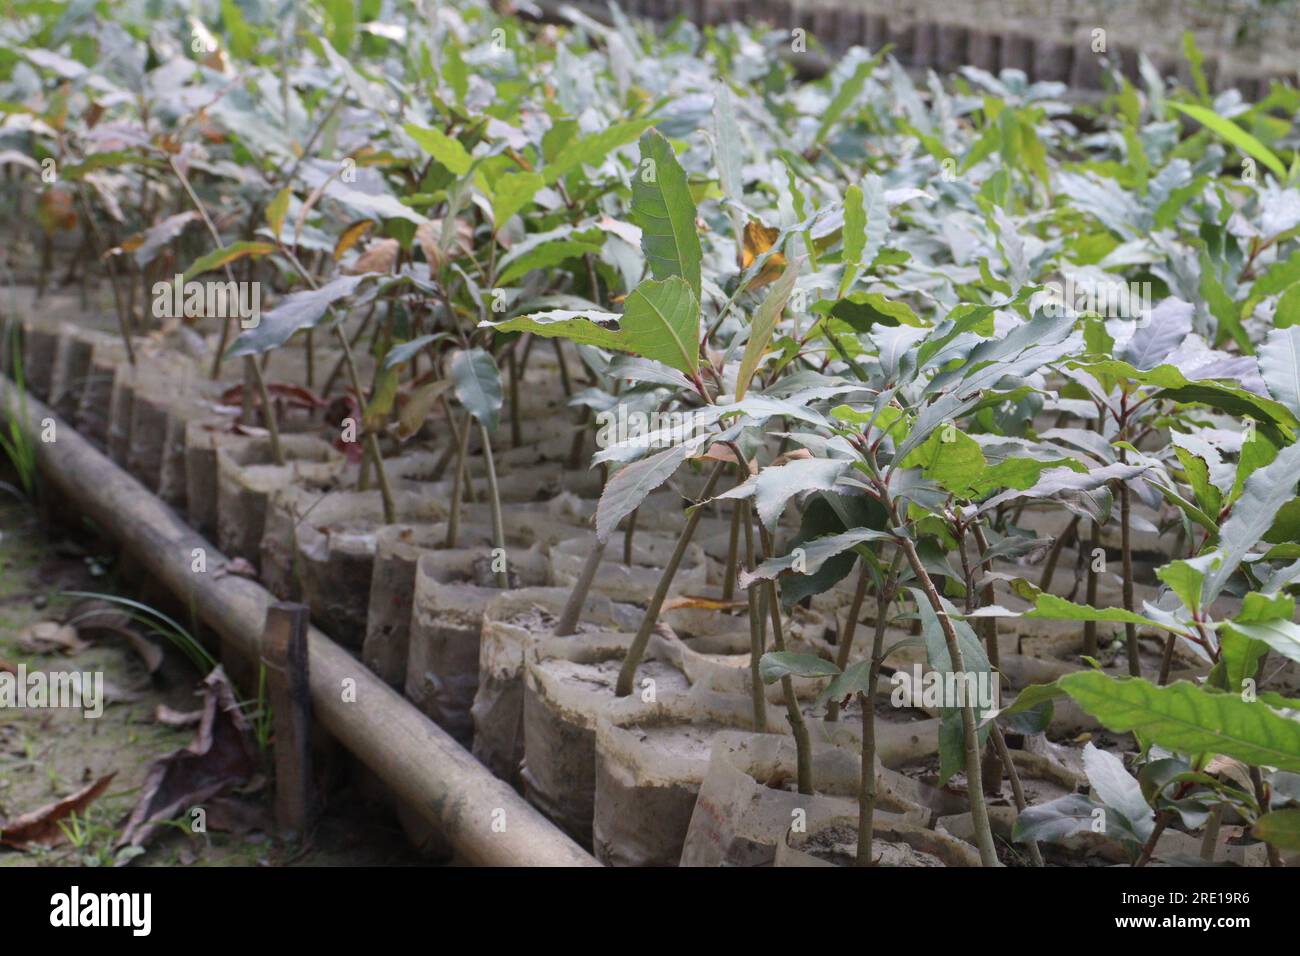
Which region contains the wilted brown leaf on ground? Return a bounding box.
[0,773,116,849]
[17,621,89,655]
[118,668,260,850]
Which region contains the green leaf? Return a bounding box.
[759,651,840,684]
[632,129,702,301]
[404,122,472,176]
[595,440,697,543]
[1083,741,1156,842]
[1277,284,1300,329]
[183,241,275,281]
[490,171,543,233]
[1168,102,1287,181]
[1259,326,1300,418]
[486,276,700,376]
[815,59,876,145]
[901,426,987,494]
[816,659,875,709]
[1013,794,1105,845]
[1030,592,1189,636]
[740,528,893,585]
[1253,251,1300,297]
[1058,673,1300,772]
[736,262,797,399]
[1221,616,1300,668]
[1199,245,1249,351]
[839,183,865,297]
[828,291,920,331]
[543,117,657,185]
[1255,809,1300,850]
[450,347,502,432]
[1205,439,1300,601]
[227,274,370,357]
[617,277,700,375]
[1157,558,1208,616]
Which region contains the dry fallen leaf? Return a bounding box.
[17,621,90,655]
[118,668,260,850]
[0,773,116,849]
[347,237,398,275]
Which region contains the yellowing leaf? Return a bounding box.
[267,186,291,238]
[740,219,786,288]
[334,220,377,262]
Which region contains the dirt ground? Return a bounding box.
[0,490,431,867]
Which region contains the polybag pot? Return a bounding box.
[215,433,340,565]
[48,324,100,421]
[183,420,243,539]
[364,522,492,688]
[293,488,445,649]
[593,688,776,866]
[20,322,59,400]
[74,340,124,449]
[471,587,641,790]
[549,533,708,604]
[521,629,690,847]
[774,813,982,867]
[404,544,549,745]
[258,464,359,600]
[107,364,136,466]
[158,396,233,511]
[678,730,933,867]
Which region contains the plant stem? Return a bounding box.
[507,344,522,448]
[722,502,741,603]
[444,409,472,549]
[897,534,1001,867]
[479,423,509,589]
[623,506,637,566]
[759,525,813,795]
[1249,766,1284,867]
[855,565,896,865]
[1038,513,1080,593]
[970,522,1000,669]
[826,559,870,722]
[1083,517,1101,657]
[989,723,1044,866]
[1119,453,1140,677]
[336,323,394,522]
[555,537,606,636]
[614,460,727,697]
[740,498,768,733]
[857,692,876,865]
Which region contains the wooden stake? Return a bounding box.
[262,602,315,838]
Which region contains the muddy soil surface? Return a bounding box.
[0,493,429,867]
